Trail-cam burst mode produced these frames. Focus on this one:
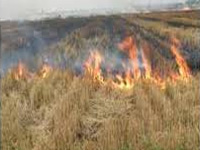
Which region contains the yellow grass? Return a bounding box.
[1,71,200,150]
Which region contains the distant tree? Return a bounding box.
[186,0,200,6]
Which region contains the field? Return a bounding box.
[1,10,200,150]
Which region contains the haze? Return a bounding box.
[0,0,185,20]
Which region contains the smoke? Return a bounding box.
[0,0,185,20]
[1,25,46,75]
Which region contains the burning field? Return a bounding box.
[1,10,200,150]
[9,36,192,90]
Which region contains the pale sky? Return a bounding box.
[0,0,185,20]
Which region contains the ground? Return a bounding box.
[1,10,200,150]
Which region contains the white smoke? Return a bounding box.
[0,0,186,20]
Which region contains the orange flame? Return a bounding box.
[141,42,152,79]
[13,62,29,80]
[11,36,191,90]
[114,37,153,89]
[84,51,104,83]
[118,36,141,79]
[113,69,134,89]
[83,36,191,90]
[170,37,191,79]
[12,62,52,80]
[39,64,52,79]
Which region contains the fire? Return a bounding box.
[84,51,104,83]
[141,41,152,79]
[11,36,191,90]
[83,36,191,90]
[39,64,52,79]
[113,70,134,89]
[113,36,154,89]
[170,37,191,79]
[12,62,52,80]
[13,62,29,80]
[118,36,141,79]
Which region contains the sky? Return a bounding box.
[0,0,185,20]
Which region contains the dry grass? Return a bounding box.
[1,10,200,150]
[128,18,200,49]
[1,71,200,150]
